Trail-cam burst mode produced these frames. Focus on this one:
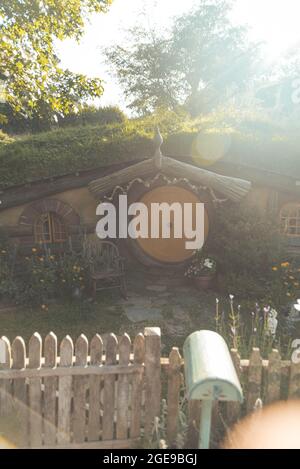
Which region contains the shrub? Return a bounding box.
[16,251,59,306]
[205,202,284,300]
[0,244,90,307]
[57,252,89,298]
[0,230,18,301]
[57,105,127,127]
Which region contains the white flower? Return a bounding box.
[229,294,234,300]
[204,258,214,269]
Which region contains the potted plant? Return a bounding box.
[184,252,217,289]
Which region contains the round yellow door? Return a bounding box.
[136,186,209,263]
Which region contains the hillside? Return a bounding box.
[0,117,299,190]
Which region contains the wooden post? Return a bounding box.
[226,349,242,424]
[289,355,300,399]
[247,348,262,412]
[102,333,118,441]
[57,335,73,444]
[12,336,28,447]
[167,347,182,446]
[130,333,145,439]
[88,334,103,441]
[0,336,12,417]
[43,332,57,446]
[28,332,42,447]
[266,349,281,404]
[116,334,131,440]
[144,327,161,439]
[73,334,88,443]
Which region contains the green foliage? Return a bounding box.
[269,261,300,306]
[215,296,293,359]
[0,129,13,145]
[184,253,217,278]
[57,105,127,128]
[106,0,257,115]
[206,202,284,300]
[0,245,90,306]
[0,0,112,122]
[0,120,154,188]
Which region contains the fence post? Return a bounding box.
[289,355,300,399]
[226,349,242,424]
[266,349,281,404]
[167,347,182,446]
[144,327,161,439]
[247,348,262,412]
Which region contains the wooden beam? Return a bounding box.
[0,363,144,380]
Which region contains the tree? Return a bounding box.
[0,0,112,126]
[106,0,259,116]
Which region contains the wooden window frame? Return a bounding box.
[34,212,67,244]
[280,203,300,238]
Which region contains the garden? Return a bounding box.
[1,201,300,361]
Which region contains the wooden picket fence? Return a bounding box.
[1,327,300,449]
[0,327,162,448]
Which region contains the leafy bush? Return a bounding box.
[16,251,59,306]
[57,105,126,127]
[205,202,284,300]
[0,129,13,145]
[0,245,90,307]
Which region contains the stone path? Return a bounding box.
[116,275,210,340]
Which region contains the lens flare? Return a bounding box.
[191,132,232,167]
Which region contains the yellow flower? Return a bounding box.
[39,257,44,262]
[281,262,290,268]
[286,292,291,297]
[272,267,278,271]
[49,255,55,260]
[32,248,37,253]
[289,276,295,280]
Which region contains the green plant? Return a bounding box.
[215,295,292,359]
[206,202,284,300]
[143,397,189,449]
[270,260,300,305]
[15,250,59,307]
[57,252,89,297]
[184,251,216,279]
[0,241,91,307]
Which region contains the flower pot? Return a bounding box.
[193,275,215,290]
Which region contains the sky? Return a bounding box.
[56,0,300,110]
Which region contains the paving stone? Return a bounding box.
[157,292,172,298]
[146,285,167,293]
[163,321,189,337]
[124,306,163,323]
[151,298,169,307]
[172,305,191,322]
